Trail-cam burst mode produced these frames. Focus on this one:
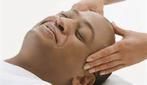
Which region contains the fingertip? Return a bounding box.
[86,57,94,62]
[111,22,126,36]
[100,71,110,75]
[89,69,96,73]
[84,64,91,70]
[100,71,106,75]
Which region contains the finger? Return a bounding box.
[84,53,121,70]
[112,22,126,36]
[100,64,125,75]
[87,44,119,62]
[88,60,123,73]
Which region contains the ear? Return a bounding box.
[72,73,95,85]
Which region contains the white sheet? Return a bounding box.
[103,75,132,85]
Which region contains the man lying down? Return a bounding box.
[0,9,115,85]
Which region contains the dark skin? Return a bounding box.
[6,9,115,85]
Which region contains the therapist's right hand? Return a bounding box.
[84,22,147,75]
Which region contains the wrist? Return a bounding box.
[141,33,147,59]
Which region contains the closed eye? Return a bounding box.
[75,30,85,42]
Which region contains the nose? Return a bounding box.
[56,17,79,35]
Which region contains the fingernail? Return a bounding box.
[84,64,90,70]
[100,72,106,75]
[89,69,95,73]
[87,57,93,62]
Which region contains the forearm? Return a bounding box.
[73,0,125,15]
[81,0,124,5]
[144,33,147,59]
[104,0,125,5]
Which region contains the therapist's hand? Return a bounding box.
[72,0,104,15]
[84,23,147,75]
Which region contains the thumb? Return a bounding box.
[112,22,127,36]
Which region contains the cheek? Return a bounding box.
[31,26,57,47]
[58,36,89,58]
[55,36,90,71]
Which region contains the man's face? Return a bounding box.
[25,9,114,78]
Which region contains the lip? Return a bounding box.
[38,17,67,46]
[40,22,57,42]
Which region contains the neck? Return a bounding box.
[6,52,77,85]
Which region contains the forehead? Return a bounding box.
[79,11,106,30]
